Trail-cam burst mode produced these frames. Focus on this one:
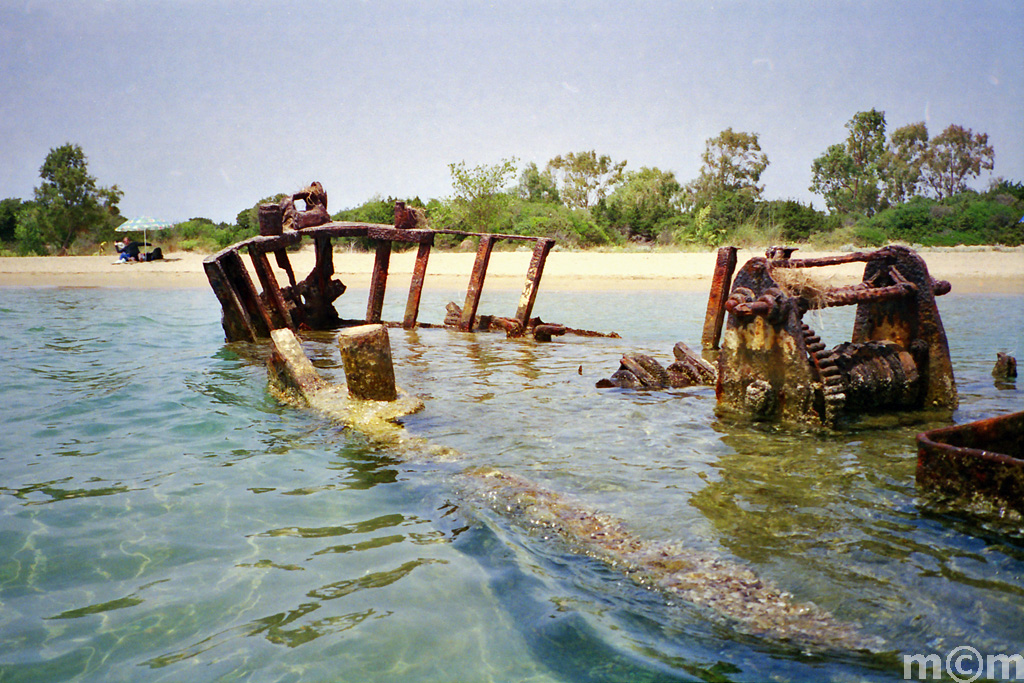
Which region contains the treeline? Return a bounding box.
[333,111,1022,250]
[3,110,1022,256]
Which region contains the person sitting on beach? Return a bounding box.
[115,236,151,263]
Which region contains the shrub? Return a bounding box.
[765,199,826,242]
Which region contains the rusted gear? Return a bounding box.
[801,323,845,428]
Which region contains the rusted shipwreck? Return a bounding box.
[204,185,570,343]
[701,245,957,428]
[917,411,1024,518]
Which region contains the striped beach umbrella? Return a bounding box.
[115,216,174,247]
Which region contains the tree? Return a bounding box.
[31,143,122,253]
[599,167,683,240]
[445,157,518,231]
[881,122,929,206]
[546,151,626,209]
[0,197,24,243]
[515,162,560,204]
[920,124,994,199]
[810,109,887,215]
[685,128,769,208]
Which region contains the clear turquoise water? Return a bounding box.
[0,283,1021,682]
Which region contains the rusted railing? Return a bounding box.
[204,204,555,343]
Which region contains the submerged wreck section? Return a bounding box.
[204,185,567,342]
[705,245,957,428]
[917,411,1024,518]
[265,322,877,652]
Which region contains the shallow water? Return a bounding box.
[0,283,1021,682]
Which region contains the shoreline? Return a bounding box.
[0,246,1021,294]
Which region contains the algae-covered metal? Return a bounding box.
[917,410,1024,517]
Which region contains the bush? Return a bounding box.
[855,192,1024,246]
[765,199,826,242]
[509,201,617,247]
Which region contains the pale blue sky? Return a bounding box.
[2,0,1021,223]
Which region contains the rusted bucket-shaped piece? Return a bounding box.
[916,411,1024,516]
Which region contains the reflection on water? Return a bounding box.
[0,286,1021,682]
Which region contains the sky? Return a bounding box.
[1,0,1022,224]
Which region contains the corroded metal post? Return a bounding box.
[259,202,297,288]
[367,239,392,323]
[515,238,555,327]
[461,235,496,331]
[204,248,272,342]
[701,246,737,351]
[249,249,294,331]
[403,236,434,329]
[337,324,398,402]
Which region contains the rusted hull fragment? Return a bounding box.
[917,411,1024,517]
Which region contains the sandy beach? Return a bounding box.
[0,245,1021,294]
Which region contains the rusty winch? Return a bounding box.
[707,245,957,428]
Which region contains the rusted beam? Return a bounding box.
[314,235,334,290]
[204,255,258,342]
[203,249,272,341]
[366,238,392,323]
[769,251,881,268]
[249,249,294,330]
[434,229,543,243]
[515,238,555,327]
[822,281,916,307]
[244,231,304,253]
[460,235,496,331]
[403,236,434,329]
[367,225,435,244]
[701,246,738,350]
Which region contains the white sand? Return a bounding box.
[1,245,1021,293]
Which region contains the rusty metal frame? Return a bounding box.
[204,219,558,342]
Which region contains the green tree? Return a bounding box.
[599,167,683,240]
[880,122,929,206]
[515,162,560,203]
[810,109,887,215]
[31,143,122,253]
[546,151,626,209]
[685,128,769,208]
[920,124,995,199]
[445,157,518,231]
[0,197,24,242]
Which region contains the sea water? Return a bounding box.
[0,283,1022,682]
